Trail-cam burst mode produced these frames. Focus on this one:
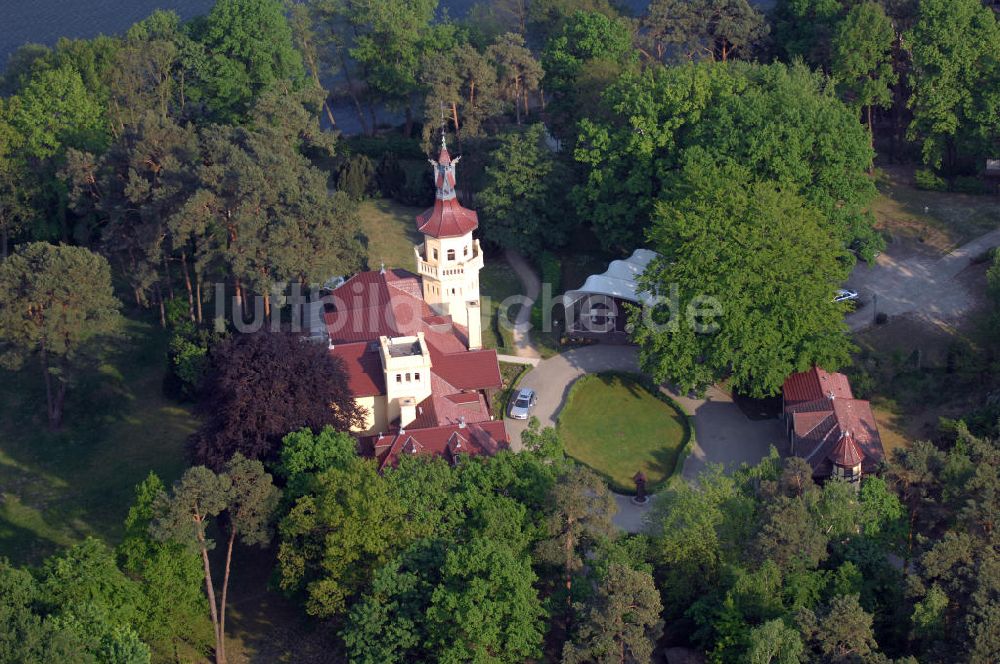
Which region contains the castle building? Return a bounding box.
[320,137,508,469]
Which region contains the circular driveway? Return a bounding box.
[504,345,785,530]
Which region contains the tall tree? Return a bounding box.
[0,242,123,428]
[286,0,338,128]
[178,87,362,321]
[344,0,441,136]
[633,152,853,397]
[562,563,664,664]
[215,454,279,660]
[64,113,200,324]
[905,0,1000,170]
[536,465,617,618]
[117,473,213,659]
[419,40,500,142]
[575,61,878,256]
[150,466,232,664]
[0,100,34,257]
[478,124,574,256]
[832,2,898,164]
[189,331,365,469]
[541,10,636,138]
[193,0,305,120]
[486,32,543,125]
[798,594,878,662]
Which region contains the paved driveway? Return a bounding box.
[504,345,785,531]
[845,228,1000,331]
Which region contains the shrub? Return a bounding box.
[914,168,947,192]
[375,152,405,198]
[394,159,434,206]
[337,154,376,200]
[875,312,889,325]
[987,252,1000,301]
[952,176,985,195]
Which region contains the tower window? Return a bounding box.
[396,374,402,383]
[405,373,411,382]
[464,246,469,256]
[414,372,420,381]
[432,248,438,260]
[447,249,455,261]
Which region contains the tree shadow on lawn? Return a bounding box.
[0,319,195,564]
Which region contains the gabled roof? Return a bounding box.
[371,420,509,471]
[324,269,501,428]
[784,372,885,477]
[782,366,853,407]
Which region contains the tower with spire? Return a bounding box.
[413,134,484,349]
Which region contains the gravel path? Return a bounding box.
[503,249,542,359]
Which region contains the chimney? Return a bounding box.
[399,397,417,428]
[465,299,482,350]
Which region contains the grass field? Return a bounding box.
[358,198,425,271]
[0,318,197,564]
[558,373,689,494]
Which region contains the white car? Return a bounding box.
[508,388,537,420]
[834,289,859,303]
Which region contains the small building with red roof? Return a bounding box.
[311,135,508,468]
[782,366,885,482]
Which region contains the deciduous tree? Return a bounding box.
[633,152,854,397]
[189,331,365,469]
[906,0,1000,170]
[832,2,898,163]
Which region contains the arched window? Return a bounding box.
[446,249,456,261]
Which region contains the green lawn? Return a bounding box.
[558,373,689,494]
[0,318,197,564]
[358,198,425,271]
[480,259,524,353]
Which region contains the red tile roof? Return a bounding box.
[322,269,501,434]
[784,371,885,478]
[329,341,384,397]
[416,196,479,239]
[782,367,853,407]
[371,420,509,471]
[829,431,865,467]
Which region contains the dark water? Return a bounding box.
[0,0,707,65]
